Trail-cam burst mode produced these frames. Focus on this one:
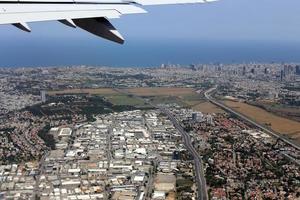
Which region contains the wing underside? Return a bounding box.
[0,0,217,43]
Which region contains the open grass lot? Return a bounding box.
[124,87,209,108]
[250,101,300,122]
[123,87,196,96]
[223,100,300,143]
[48,88,152,107]
[48,87,227,113]
[192,102,225,114]
[49,87,196,97]
[48,88,118,95]
[105,95,147,107]
[149,95,188,106]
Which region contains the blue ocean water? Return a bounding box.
[0,37,300,67]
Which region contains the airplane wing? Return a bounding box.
[135,0,217,5]
[0,0,218,44]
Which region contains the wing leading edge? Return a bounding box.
[0,0,218,43]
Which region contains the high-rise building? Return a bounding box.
[189,64,197,71]
[198,65,204,71]
[284,65,293,76]
[280,70,284,82]
[242,66,246,76]
[296,65,300,75]
[264,67,269,74]
[41,90,46,103]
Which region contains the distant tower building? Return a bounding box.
[189,64,197,71]
[280,70,284,82]
[242,66,246,76]
[284,65,292,76]
[199,65,204,71]
[283,65,294,81]
[250,68,255,74]
[283,65,288,75]
[264,68,269,74]
[41,91,46,103]
[296,65,300,75]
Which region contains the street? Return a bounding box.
[115,88,209,200]
[160,107,208,200]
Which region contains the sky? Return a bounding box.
[1,0,300,67]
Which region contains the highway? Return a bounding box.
[204,87,300,151]
[159,107,208,200]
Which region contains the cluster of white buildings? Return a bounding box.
[0,109,196,200]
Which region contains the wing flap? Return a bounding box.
[59,19,76,28]
[12,22,31,32]
[74,17,124,44]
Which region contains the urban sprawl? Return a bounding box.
[0,63,299,200]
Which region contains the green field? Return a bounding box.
[105,95,147,107]
[48,87,208,109]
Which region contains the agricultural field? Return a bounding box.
[123,87,196,96]
[123,87,211,109]
[223,100,300,143]
[48,88,150,108]
[192,102,225,114]
[47,88,118,95]
[48,87,227,114]
[104,95,147,107]
[148,95,188,107]
[249,101,300,122]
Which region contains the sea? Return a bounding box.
[1,37,300,67]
